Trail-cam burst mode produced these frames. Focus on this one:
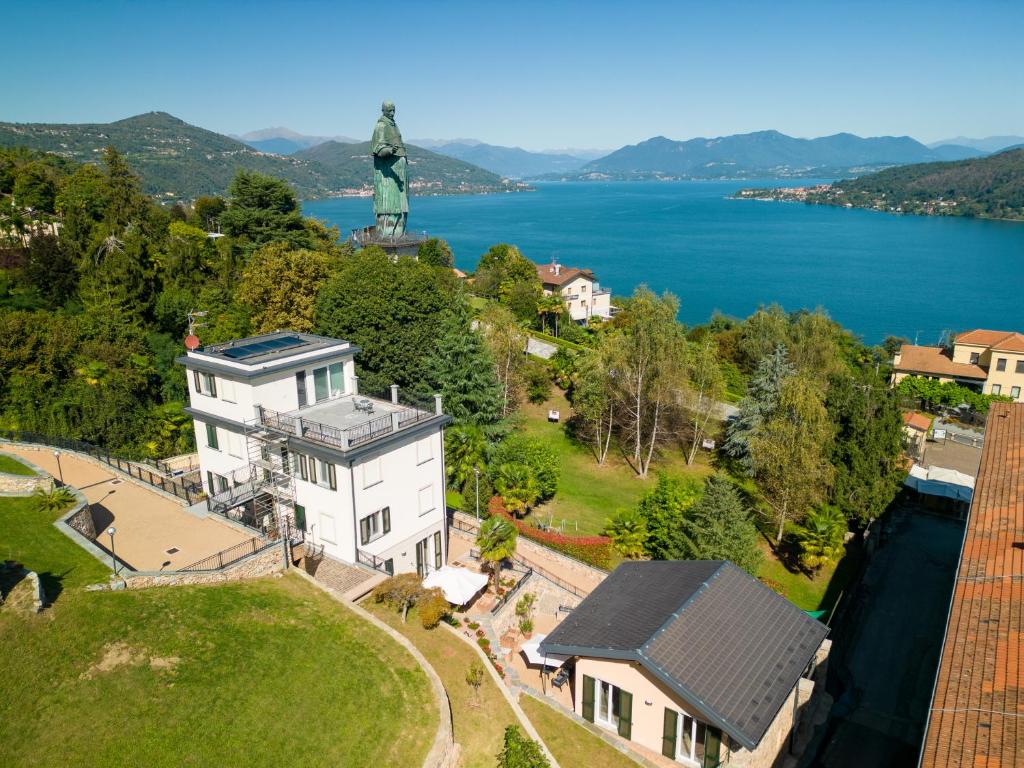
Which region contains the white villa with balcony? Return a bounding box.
[535,260,613,324]
[177,331,451,577]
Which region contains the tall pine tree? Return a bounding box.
[678,475,762,575]
[724,343,795,474]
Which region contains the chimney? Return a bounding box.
[554,263,560,277]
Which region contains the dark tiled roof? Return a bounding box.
[542,561,828,750]
[920,402,1024,768]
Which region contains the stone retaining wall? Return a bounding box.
[65,504,96,540]
[491,572,582,640]
[120,545,285,589]
[0,450,52,495]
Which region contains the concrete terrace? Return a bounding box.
[3,444,251,571]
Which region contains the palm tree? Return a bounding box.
[793,506,847,571]
[31,486,76,514]
[444,424,488,493]
[477,515,518,593]
[493,462,539,517]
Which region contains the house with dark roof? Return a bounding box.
[540,561,829,767]
[535,260,613,324]
[892,329,1024,402]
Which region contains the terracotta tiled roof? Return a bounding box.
[903,412,932,432]
[894,345,987,380]
[535,262,592,287]
[920,402,1024,767]
[956,329,1024,353]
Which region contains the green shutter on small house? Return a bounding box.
[662,709,678,759]
[581,675,595,722]
[617,689,633,740]
[702,726,722,768]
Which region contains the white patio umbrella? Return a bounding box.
[422,565,488,606]
[520,634,570,668]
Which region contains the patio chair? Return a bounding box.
[551,668,570,689]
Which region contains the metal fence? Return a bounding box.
[490,569,534,615]
[178,535,278,572]
[0,430,205,504]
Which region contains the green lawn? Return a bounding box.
[520,694,638,768]
[516,391,713,535]
[0,497,435,768]
[366,602,520,768]
[756,538,861,613]
[0,453,36,476]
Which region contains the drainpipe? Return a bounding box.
[349,460,359,565]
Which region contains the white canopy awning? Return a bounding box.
[521,634,570,668]
[904,463,975,502]
[422,566,488,605]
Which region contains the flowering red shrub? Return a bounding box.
[487,496,614,570]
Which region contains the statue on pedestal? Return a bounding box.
[371,101,408,238]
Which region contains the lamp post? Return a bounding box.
[107,526,117,575]
[53,450,63,486]
[474,466,480,522]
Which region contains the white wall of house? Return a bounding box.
[193,420,251,492]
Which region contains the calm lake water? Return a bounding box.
[304,181,1024,343]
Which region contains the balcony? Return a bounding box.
[258,391,442,452]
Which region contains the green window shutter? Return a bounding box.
[206,423,218,450]
[581,675,595,722]
[359,517,370,546]
[702,726,722,768]
[294,505,306,532]
[662,709,678,759]
[617,689,633,740]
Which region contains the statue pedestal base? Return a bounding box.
[351,226,429,258]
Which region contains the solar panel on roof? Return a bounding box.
[220,335,307,360]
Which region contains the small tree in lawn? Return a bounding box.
[477,515,518,594]
[497,725,550,768]
[793,506,847,571]
[466,662,485,708]
[372,573,425,624]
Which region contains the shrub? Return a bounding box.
[491,436,559,502]
[497,725,550,768]
[525,359,552,404]
[477,637,491,650]
[372,573,430,623]
[519,617,534,635]
[30,485,76,514]
[468,621,480,631]
[418,588,450,629]
[466,661,485,706]
[603,509,649,559]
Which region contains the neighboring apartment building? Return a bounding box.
[892,329,1024,401]
[535,260,613,324]
[541,561,829,768]
[919,402,1024,767]
[178,331,451,576]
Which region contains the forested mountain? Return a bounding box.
[0,113,514,200]
[810,148,1024,219]
[233,127,358,155]
[293,140,516,194]
[928,135,1024,154]
[572,130,985,180]
[429,142,588,179]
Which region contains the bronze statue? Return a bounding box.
[371,101,408,238]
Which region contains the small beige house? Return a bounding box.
[892,329,1024,401]
[541,561,828,767]
[535,261,613,324]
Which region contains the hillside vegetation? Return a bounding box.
[816,147,1024,219]
[0,112,515,200]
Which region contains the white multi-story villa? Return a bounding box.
[535,260,613,324]
[178,331,450,577]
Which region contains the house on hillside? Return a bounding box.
[535,260,613,324]
[892,329,1024,401]
[540,561,829,767]
[178,331,451,577]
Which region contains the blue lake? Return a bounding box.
[304,181,1024,344]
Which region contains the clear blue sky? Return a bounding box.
[2,0,1021,150]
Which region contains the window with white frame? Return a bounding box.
[316,458,337,490]
[992,384,1002,395]
[319,513,336,544]
[219,377,237,403]
[312,362,346,403]
[418,484,435,516]
[663,708,723,766]
[1012,386,1021,400]
[193,370,217,397]
[362,457,382,488]
[416,436,433,464]
[359,506,391,545]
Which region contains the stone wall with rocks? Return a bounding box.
[65,505,96,540]
[120,545,285,590]
[491,571,582,640]
[0,458,52,494]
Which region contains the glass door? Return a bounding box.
[595,680,620,729]
[416,537,429,577]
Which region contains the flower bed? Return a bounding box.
[488,496,615,570]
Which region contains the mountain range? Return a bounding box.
[232,127,359,155]
[928,135,1024,154]
[0,112,514,200]
[566,131,987,180]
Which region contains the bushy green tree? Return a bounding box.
[491,435,559,501]
[12,161,57,212]
[417,237,454,268]
[636,474,702,559]
[724,343,794,474]
[678,476,762,575]
[444,424,489,496]
[493,462,540,516]
[421,305,502,425]
[220,170,311,253]
[237,242,341,333]
[315,247,460,392]
[497,725,550,768]
[524,359,551,404]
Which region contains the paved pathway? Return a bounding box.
[3,444,250,571]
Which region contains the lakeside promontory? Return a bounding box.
[734,147,1024,221]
